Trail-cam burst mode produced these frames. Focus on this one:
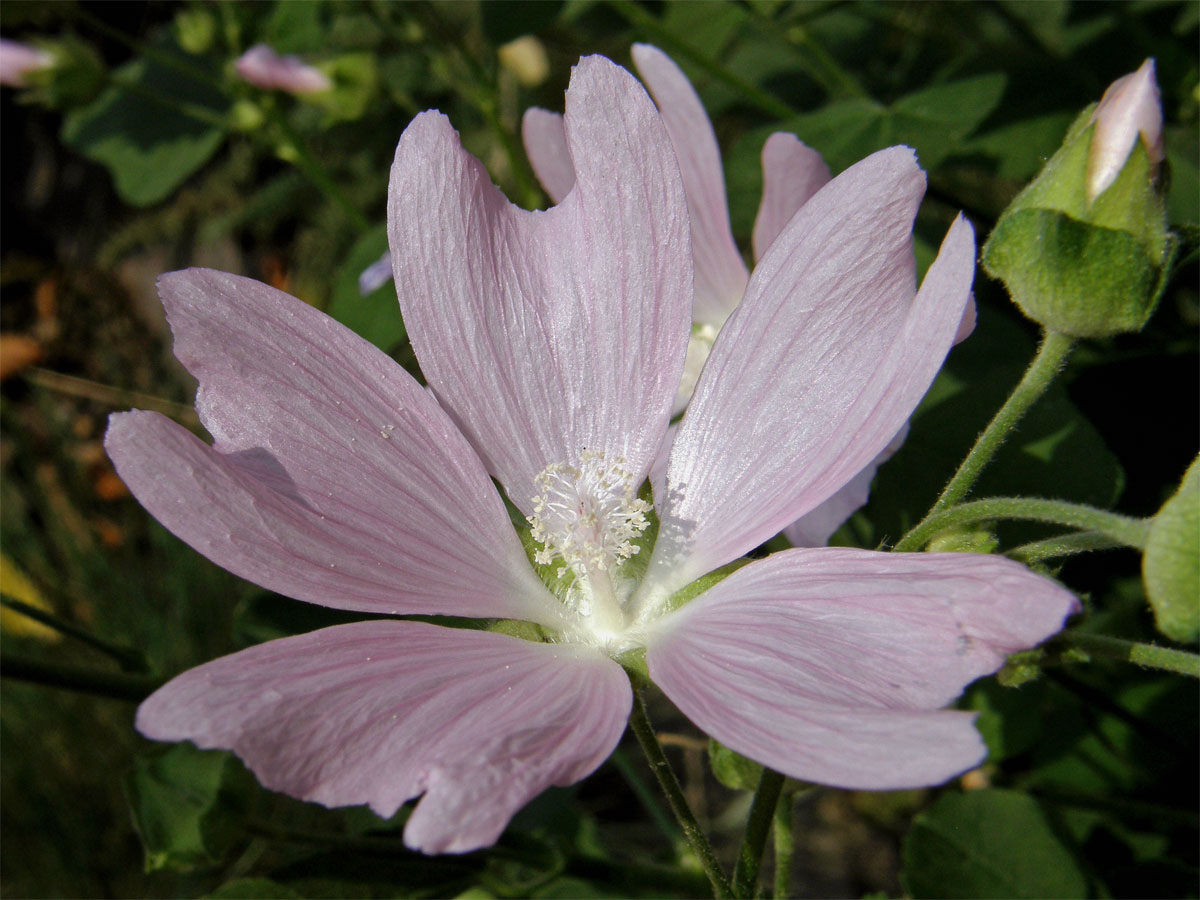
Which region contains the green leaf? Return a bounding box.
[1165,124,1199,226]
[966,678,1048,762]
[205,878,302,899]
[1143,455,1200,643]
[963,112,1075,182]
[902,789,1087,899]
[784,74,1007,173]
[481,1,564,44]
[327,225,405,353]
[61,40,228,208]
[124,743,249,872]
[264,0,327,54]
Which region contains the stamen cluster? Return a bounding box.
[527,451,651,586]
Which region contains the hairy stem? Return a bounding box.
[1057,632,1200,678]
[901,330,1074,545]
[629,692,733,899]
[1,594,148,672]
[893,496,1151,553]
[1007,531,1126,564]
[1,655,162,701]
[773,793,795,899]
[733,767,786,898]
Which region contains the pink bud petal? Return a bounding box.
[1087,59,1163,201]
[0,37,52,88]
[235,44,331,95]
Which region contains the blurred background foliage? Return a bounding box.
[1,1,1196,897]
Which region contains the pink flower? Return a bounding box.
[0,37,53,88]
[107,57,1076,855]
[1087,59,1163,201]
[234,43,331,95]
[524,45,976,547]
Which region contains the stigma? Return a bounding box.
[527,450,651,643]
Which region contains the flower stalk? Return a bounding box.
[922,329,1075,522]
[1056,632,1200,678]
[773,793,795,899]
[629,691,733,899]
[894,496,1151,553]
[733,766,786,898]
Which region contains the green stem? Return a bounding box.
[0,655,162,701]
[1,593,148,672]
[733,767,786,898]
[744,6,869,100]
[1057,632,1200,678]
[606,0,798,119]
[904,330,1075,537]
[72,5,226,90]
[893,496,1151,553]
[629,692,733,899]
[266,110,370,232]
[773,793,794,899]
[1007,531,1125,564]
[106,75,229,129]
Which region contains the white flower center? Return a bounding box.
[527,450,651,645]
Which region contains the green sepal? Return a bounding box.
[996,648,1046,687]
[982,208,1161,337]
[616,646,648,683]
[1142,455,1200,643]
[926,526,1000,555]
[708,740,812,795]
[982,108,1169,338]
[22,37,105,110]
[661,558,750,616]
[487,618,554,643]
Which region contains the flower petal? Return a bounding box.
[645,548,1077,789]
[643,150,975,595]
[783,423,909,548]
[521,107,575,205]
[138,621,632,853]
[751,132,831,263]
[389,56,690,513]
[105,270,561,626]
[631,43,748,326]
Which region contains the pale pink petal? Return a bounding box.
[645,549,1077,789]
[751,132,831,263]
[631,44,748,326]
[521,107,575,205]
[357,251,392,295]
[389,56,690,514]
[641,150,975,596]
[783,423,908,547]
[955,292,977,344]
[138,621,631,853]
[235,44,331,95]
[105,270,562,627]
[0,37,52,87]
[1088,59,1163,200]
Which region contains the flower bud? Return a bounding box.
[235,44,332,95]
[498,35,550,88]
[0,37,53,87]
[981,60,1170,338]
[175,9,217,56]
